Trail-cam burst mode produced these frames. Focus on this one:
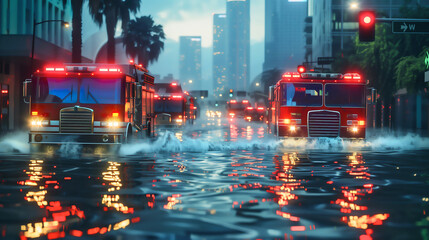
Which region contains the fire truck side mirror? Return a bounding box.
[268,86,274,101]
[23,79,32,103]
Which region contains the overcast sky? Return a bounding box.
[82,0,265,87]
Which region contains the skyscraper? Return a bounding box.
[179,36,202,91]
[226,0,250,92]
[212,13,227,97]
[264,0,307,72]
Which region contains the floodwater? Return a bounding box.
[0,117,428,240]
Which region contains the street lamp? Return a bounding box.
[31,19,69,71]
[341,1,359,51]
[350,2,359,10]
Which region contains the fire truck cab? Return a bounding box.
[23,63,155,146]
[154,82,188,127]
[269,72,366,138]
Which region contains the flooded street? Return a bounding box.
[0,120,429,240]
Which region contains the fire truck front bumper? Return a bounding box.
[29,132,124,145]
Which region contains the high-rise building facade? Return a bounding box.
[212,14,227,98]
[264,0,307,72]
[226,0,250,92]
[312,0,332,61]
[179,36,202,91]
[0,0,73,131]
[311,0,429,62]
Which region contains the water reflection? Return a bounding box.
[19,159,85,239]
[101,161,134,214]
[334,152,390,240]
[17,158,143,239]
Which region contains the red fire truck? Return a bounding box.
[23,63,155,146]
[154,82,195,127]
[268,72,366,138]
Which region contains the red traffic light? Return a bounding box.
[359,11,376,42]
[297,65,306,73]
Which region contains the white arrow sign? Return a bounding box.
[401,22,408,32]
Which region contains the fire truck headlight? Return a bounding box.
[30,118,44,127]
[290,126,296,132]
[106,120,120,128]
[176,118,183,123]
[352,127,358,133]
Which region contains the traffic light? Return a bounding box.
[359,11,375,42]
[297,65,306,73]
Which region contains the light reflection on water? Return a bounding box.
[0,122,427,239]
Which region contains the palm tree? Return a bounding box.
[62,0,84,63]
[71,0,83,63]
[89,0,141,63]
[122,16,165,68]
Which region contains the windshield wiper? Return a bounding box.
[61,85,73,102]
[87,86,99,104]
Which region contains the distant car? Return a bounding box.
[244,106,266,122]
[227,99,251,120]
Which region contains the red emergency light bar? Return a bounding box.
[45,67,65,72]
[242,100,249,103]
[343,73,361,80]
[172,95,182,99]
[246,107,253,110]
[171,82,178,86]
[282,72,301,78]
[99,68,120,72]
[230,100,237,103]
[1,90,8,94]
[257,107,264,111]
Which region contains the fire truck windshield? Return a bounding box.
[325,84,365,107]
[281,83,322,107]
[155,99,183,113]
[34,77,122,104]
[79,78,121,104]
[34,77,78,103]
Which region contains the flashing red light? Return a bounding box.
[230,100,237,103]
[129,59,134,64]
[55,68,65,71]
[45,67,55,71]
[1,90,8,94]
[172,95,182,99]
[246,107,253,110]
[283,72,292,78]
[99,68,108,72]
[344,73,362,81]
[138,64,143,67]
[358,120,365,126]
[154,94,159,98]
[359,11,375,42]
[31,111,38,116]
[108,68,119,72]
[242,100,249,103]
[363,16,372,24]
[112,112,119,117]
[171,82,177,86]
[297,65,306,73]
[257,107,264,111]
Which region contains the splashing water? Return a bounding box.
[0,131,30,154]
[0,129,428,155]
[120,130,429,155]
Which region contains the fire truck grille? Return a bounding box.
[308,111,340,138]
[60,107,94,133]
